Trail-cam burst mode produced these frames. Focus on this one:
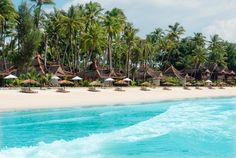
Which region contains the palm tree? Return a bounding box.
[208,34,227,67]
[81,22,106,68]
[192,46,207,78]
[84,2,103,32]
[167,22,185,41]
[104,8,126,71]
[30,0,54,28]
[123,23,138,77]
[57,5,84,71]
[0,0,17,69]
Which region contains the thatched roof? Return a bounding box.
[136,65,162,80]
[163,65,184,80]
[80,60,125,80]
[0,66,17,77]
[47,65,73,77]
[21,79,39,85]
[33,54,46,74]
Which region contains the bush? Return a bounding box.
[161,77,181,86]
[79,80,90,87]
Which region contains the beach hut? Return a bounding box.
[79,59,125,81]
[163,65,184,80]
[135,65,163,85]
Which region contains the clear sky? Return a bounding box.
[12,0,236,42]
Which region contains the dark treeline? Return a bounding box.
[1,0,236,79]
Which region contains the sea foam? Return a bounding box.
[0,102,234,158]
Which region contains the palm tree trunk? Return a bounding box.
[44,35,48,68]
[126,47,131,78]
[108,35,112,71]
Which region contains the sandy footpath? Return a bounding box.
[0,87,235,112]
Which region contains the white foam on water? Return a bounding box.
[0,116,93,128]
[0,102,234,158]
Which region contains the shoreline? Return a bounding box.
[0,87,236,113]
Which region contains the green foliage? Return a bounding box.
[0,1,236,87]
[12,2,41,71]
[162,77,182,86]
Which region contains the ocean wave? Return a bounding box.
[0,116,93,128]
[0,103,234,158]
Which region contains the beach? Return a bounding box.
[0,87,235,112]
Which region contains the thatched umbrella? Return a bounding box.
[89,81,102,87]
[22,79,39,85]
[115,80,128,87]
[141,82,152,87]
[163,82,175,86]
[59,80,74,87]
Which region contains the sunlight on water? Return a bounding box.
[0,97,235,158]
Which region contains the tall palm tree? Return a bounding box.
[167,22,185,41]
[84,2,103,32]
[104,8,126,71]
[123,23,138,77]
[0,0,17,69]
[81,22,106,68]
[208,34,227,67]
[57,5,84,70]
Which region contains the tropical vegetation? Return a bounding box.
[1,0,236,86]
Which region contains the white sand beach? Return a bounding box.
[0,87,235,112]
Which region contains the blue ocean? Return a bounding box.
[0,97,235,158]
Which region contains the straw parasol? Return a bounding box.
[22,79,39,85]
[72,76,83,81]
[4,74,17,79]
[59,80,74,86]
[115,80,128,86]
[163,82,175,86]
[141,82,152,87]
[89,81,102,87]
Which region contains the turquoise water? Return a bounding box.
[0,97,235,158]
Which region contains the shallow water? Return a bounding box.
[0,97,235,158]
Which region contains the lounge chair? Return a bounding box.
[163,87,171,90]
[56,87,70,93]
[183,86,191,90]
[88,87,100,92]
[20,87,38,94]
[140,86,151,91]
[219,85,225,89]
[207,85,215,89]
[114,87,125,92]
[195,86,202,90]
